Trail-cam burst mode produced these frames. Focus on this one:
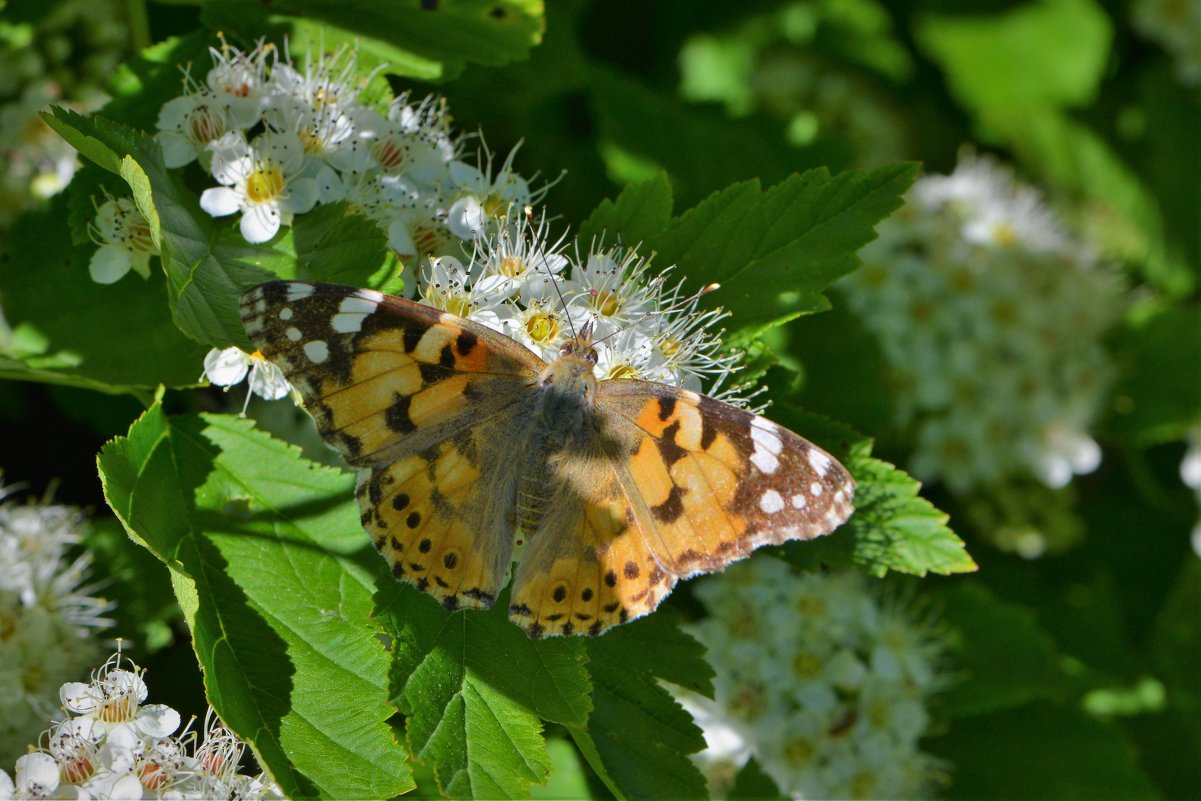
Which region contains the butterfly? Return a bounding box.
[240,281,854,638]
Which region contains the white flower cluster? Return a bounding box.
[0,649,280,800]
[0,488,113,761]
[414,214,740,396]
[843,154,1124,494]
[0,0,128,227]
[202,346,293,414]
[152,37,541,250]
[681,558,945,800]
[1133,0,1201,86]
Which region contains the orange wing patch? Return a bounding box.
[603,384,855,579]
[508,467,676,638]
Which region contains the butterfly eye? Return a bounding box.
[585,347,598,366]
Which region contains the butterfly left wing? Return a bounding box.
[240,281,546,610]
[508,381,854,638]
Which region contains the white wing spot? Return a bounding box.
[791,493,808,509]
[278,307,293,321]
[303,340,330,363]
[759,489,785,514]
[810,482,823,497]
[285,284,315,302]
[285,327,302,341]
[751,421,783,455]
[750,449,779,474]
[331,295,379,334]
[808,448,832,477]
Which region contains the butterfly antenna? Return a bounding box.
[591,280,721,347]
[524,205,577,340]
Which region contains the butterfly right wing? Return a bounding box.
[240,281,544,609]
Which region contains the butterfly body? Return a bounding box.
[241,281,855,637]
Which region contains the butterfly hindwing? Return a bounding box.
[508,444,677,637]
[241,281,544,609]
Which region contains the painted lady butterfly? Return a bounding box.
[240,281,854,637]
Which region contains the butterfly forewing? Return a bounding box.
[240,281,544,610]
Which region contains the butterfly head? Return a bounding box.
[558,319,598,366]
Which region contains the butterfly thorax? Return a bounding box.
[516,332,601,533]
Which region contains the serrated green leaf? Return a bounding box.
[202,0,545,82]
[577,172,674,250]
[651,165,918,335]
[375,581,592,800]
[934,582,1073,719]
[44,108,394,347]
[97,406,412,799]
[771,405,975,577]
[571,614,711,801]
[0,192,206,391]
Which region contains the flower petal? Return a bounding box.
[136,704,182,738]
[240,205,281,244]
[200,187,242,218]
[159,132,198,168]
[204,347,251,386]
[15,753,59,794]
[89,245,133,285]
[249,361,293,401]
[281,177,319,215]
[61,681,99,713]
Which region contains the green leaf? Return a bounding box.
[934,582,1074,719]
[1105,301,1201,444]
[376,582,592,799]
[915,0,1112,112]
[1152,558,1201,750]
[0,191,206,392]
[202,0,545,82]
[772,406,976,577]
[651,164,918,334]
[43,108,393,347]
[531,738,593,801]
[103,32,214,131]
[577,172,674,251]
[571,613,712,801]
[589,69,848,211]
[98,406,412,799]
[928,702,1161,800]
[728,757,784,801]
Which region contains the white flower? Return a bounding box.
[156,92,230,169]
[1032,424,1102,489]
[60,662,181,741]
[13,753,59,798]
[205,37,275,128]
[473,213,569,302]
[446,146,537,240]
[87,197,158,284]
[200,131,319,243]
[417,256,513,332]
[203,347,292,412]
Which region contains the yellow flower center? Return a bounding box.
[783,737,815,767]
[483,194,507,218]
[524,312,559,344]
[444,294,472,319]
[992,222,1018,247]
[793,651,821,679]
[658,336,682,358]
[299,127,325,155]
[245,167,285,205]
[499,256,525,277]
[605,363,640,380]
[592,289,622,317]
